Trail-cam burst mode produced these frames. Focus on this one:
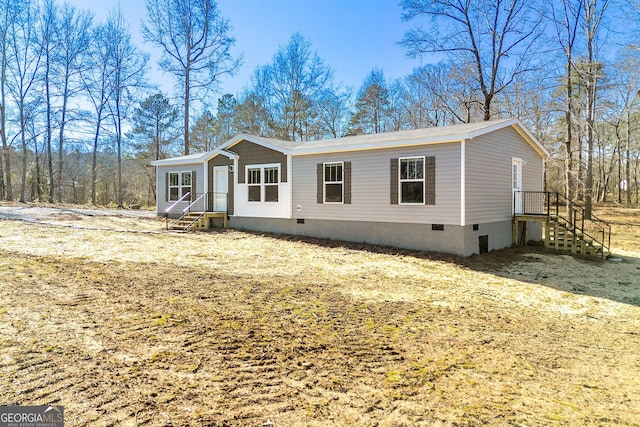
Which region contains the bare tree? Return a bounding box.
[0,0,18,200]
[406,62,477,126]
[609,47,640,206]
[581,0,610,217]
[82,22,114,205]
[247,33,334,141]
[142,0,240,155]
[550,0,584,202]
[53,3,92,202]
[37,0,57,202]
[400,0,544,121]
[315,87,351,138]
[106,8,148,208]
[404,66,439,128]
[7,0,42,202]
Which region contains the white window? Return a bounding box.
[399,157,424,204]
[324,162,343,203]
[168,171,192,201]
[264,167,279,202]
[246,164,280,202]
[247,167,261,202]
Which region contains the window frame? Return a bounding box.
[168,171,192,202]
[245,163,280,203]
[247,167,262,202]
[398,156,425,205]
[264,166,279,202]
[323,161,344,204]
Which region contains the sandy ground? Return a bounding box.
[0,204,160,232]
[0,204,638,426]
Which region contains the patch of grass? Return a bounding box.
[386,370,402,383]
[547,413,567,422]
[152,314,171,326]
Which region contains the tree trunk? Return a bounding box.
[184,64,190,155]
[45,45,54,202]
[116,114,123,208]
[34,135,41,200]
[1,35,12,201]
[483,95,492,121]
[584,55,595,218]
[57,75,70,203]
[618,122,624,204]
[626,109,632,206]
[90,112,102,205]
[565,56,574,201]
[19,103,27,203]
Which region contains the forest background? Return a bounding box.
[0,0,638,212]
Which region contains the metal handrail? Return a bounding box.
[165,191,191,213]
[183,192,207,213]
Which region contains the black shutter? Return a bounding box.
[165,173,169,202]
[344,161,352,204]
[317,163,323,204]
[390,158,398,205]
[425,156,435,205]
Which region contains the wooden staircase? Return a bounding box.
[513,192,611,259]
[545,218,607,257]
[168,212,207,232]
[167,212,228,232]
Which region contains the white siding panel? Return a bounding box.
[465,127,544,223]
[235,182,291,218]
[156,163,206,215]
[292,143,461,225]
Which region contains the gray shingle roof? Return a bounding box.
[293,118,517,151]
[152,118,547,166]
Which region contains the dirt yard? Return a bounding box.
[0,204,638,426]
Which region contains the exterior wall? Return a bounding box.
[465,126,544,224]
[229,140,291,219]
[462,220,514,256]
[231,140,288,183]
[230,217,468,255]
[235,182,291,218]
[290,142,462,225]
[156,163,206,217]
[208,156,234,215]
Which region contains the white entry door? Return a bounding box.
[512,158,523,214]
[213,166,228,212]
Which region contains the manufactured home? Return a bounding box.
[152,118,549,256]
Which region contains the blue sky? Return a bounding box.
[68,0,423,97]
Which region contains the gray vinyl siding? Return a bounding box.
[292,142,461,225]
[156,163,206,216]
[465,126,544,224]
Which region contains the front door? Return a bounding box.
[512,158,523,214]
[213,166,228,212]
